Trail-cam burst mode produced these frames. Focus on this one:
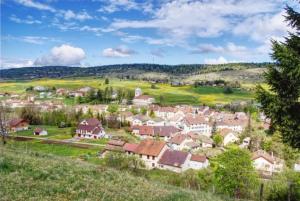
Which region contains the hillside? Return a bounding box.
[0,63,270,80]
[0,146,225,201]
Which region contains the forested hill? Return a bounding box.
[0,63,270,80]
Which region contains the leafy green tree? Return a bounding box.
[213,147,258,199]
[213,133,223,147]
[256,4,300,148]
[104,78,109,85]
[107,104,119,114]
[149,109,155,118]
[70,127,76,137]
[140,107,147,115]
[223,86,233,94]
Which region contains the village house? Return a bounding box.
[130,114,150,126]
[182,114,212,136]
[76,118,106,139]
[158,149,189,173]
[123,143,139,155]
[132,125,180,141]
[150,105,178,119]
[146,117,166,126]
[219,128,239,146]
[169,134,194,150]
[133,95,155,106]
[8,118,29,132]
[187,154,210,170]
[56,88,69,96]
[214,112,248,133]
[134,139,167,169]
[69,90,85,97]
[33,86,47,92]
[101,140,126,157]
[252,150,284,175]
[197,135,214,148]
[33,127,48,136]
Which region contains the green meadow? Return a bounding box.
[0,78,255,105]
[0,144,226,201]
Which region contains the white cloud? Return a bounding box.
[3,35,61,45]
[204,56,228,65]
[62,10,93,21]
[0,57,34,68]
[15,0,56,12]
[233,10,292,42]
[34,44,86,66]
[102,46,136,57]
[192,42,248,54]
[98,0,138,13]
[9,15,41,24]
[110,0,284,42]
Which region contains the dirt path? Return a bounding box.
[8,136,106,148]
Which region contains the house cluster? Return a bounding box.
[132,88,155,106]
[101,139,209,173]
[1,98,63,111]
[76,118,108,139]
[124,105,249,151]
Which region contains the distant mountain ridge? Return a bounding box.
[0,63,271,80]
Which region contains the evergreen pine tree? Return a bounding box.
[256,3,300,148]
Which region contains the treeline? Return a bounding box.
[19,106,131,129]
[0,63,271,80]
[73,87,135,104]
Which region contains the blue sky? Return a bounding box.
[0,0,297,68]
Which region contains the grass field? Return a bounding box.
[0,77,255,105]
[14,125,72,140]
[0,145,226,201]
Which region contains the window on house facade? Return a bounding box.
[152,156,155,160]
[147,155,150,159]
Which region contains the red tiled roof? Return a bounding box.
[84,118,101,126]
[170,134,186,145]
[251,150,274,164]
[138,126,154,136]
[123,143,139,152]
[191,154,207,163]
[184,114,209,125]
[158,149,188,167]
[153,126,180,137]
[9,118,27,127]
[135,139,166,156]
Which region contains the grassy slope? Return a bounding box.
[0,146,225,201]
[0,78,254,105]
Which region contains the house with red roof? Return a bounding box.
[8,118,29,132]
[252,150,284,175]
[132,125,181,141]
[187,154,209,170]
[158,150,189,173]
[132,95,155,106]
[219,128,239,146]
[182,114,212,136]
[76,118,106,139]
[134,139,167,169]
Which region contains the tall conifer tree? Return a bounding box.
[256,2,300,148]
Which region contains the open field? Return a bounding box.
[0,145,225,201]
[184,68,266,86]
[14,125,72,140]
[0,78,255,105]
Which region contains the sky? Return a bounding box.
[0,0,298,68]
